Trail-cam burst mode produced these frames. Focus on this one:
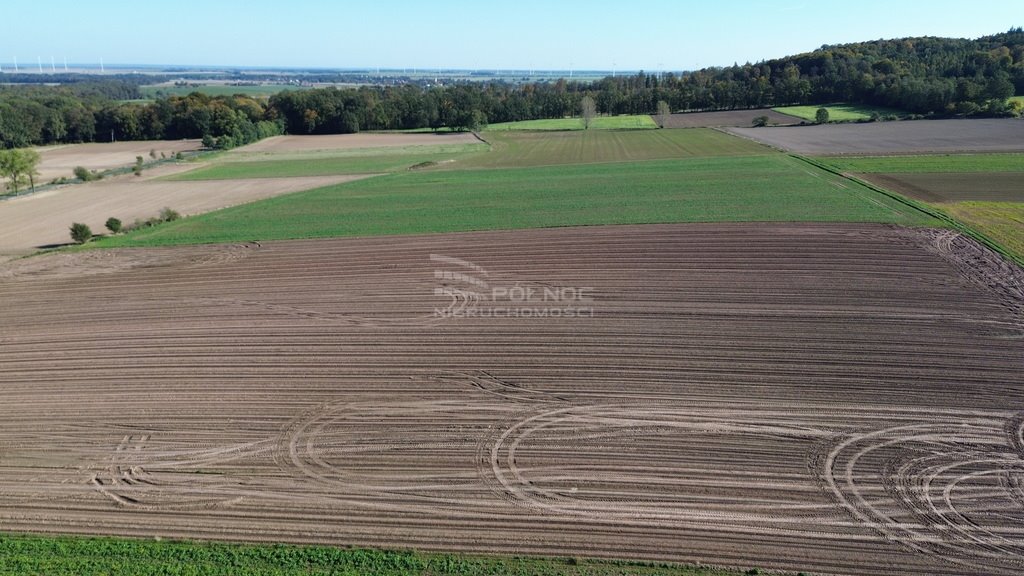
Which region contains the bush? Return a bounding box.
[69,222,92,244]
[815,108,830,124]
[133,156,144,176]
[105,217,122,234]
[73,166,97,182]
[159,207,181,222]
[751,115,770,127]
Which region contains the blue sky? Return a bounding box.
[3,0,1021,70]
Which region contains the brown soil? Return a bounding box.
[30,140,202,183]
[658,109,802,128]
[0,172,371,256]
[237,132,481,153]
[859,172,1024,202]
[0,223,1022,576]
[726,119,1024,155]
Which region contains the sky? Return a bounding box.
[2,0,1022,71]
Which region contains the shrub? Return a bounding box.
[815,108,830,124]
[159,207,181,222]
[752,115,769,127]
[105,217,122,234]
[73,166,96,182]
[69,222,92,244]
[133,156,144,176]
[149,149,157,160]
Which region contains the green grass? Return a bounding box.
[0,532,754,576]
[169,143,488,180]
[942,201,1024,261]
[140,84,306,98]
[817,153,1024,173]
[773,103,903,122]
[486,115,658,131]
[169,129,769,179]
[463,129,771,169]
[92,154,938,248]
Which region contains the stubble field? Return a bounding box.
[1,223,1022,576]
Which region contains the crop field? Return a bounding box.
[486,115,657,131]
[773,103,903,121]
[0,171,368,257]
[726,119,1024,155]
[91,155,937,248]
[939,201,1024,258]
[818,153,1024,173]
[463,128,772,169]
[1,223,1022,576]
[858,173,1024,202]
[659,109,801,128]
[27,140,202,184]
[170,143,487,180]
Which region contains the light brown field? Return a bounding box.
[236,132,481,153]
[31,140,202,183]
[0,223,1022,576]
[0,171,368,256]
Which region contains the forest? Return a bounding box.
[1,29,1021,148]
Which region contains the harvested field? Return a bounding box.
[1,223,1022,576]
[860,172,1024,203]
[726,119,1024,155]
[658,109,802,128]
[0,173,368,256]
[236,133,481,153]
[30,140,201,183]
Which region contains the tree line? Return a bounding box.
[1,29,1021,148]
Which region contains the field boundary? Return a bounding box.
[793,154,1024,266]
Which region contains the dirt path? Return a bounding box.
[0,223,1021,576]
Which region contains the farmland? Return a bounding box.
[819,153,1024,173]
[726,118,1024,155]
[486,115,658,131]
[658,109,801,128]
[1,223,1021,576]
[93,155,937,248]
[28,140,202,184]
[772,103,903,121]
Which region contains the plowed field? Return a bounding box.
[0,223,1022,576]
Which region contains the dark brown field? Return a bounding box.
[1,223,1022,576]
[726,118,1024,155]
[657,109,802,128]
[859,172,1024,202]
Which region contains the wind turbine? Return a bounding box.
[38,56,43,73]
[51,56,56,73]
[13,56,18,72]
[64,56,68,72]
[100,57,104,73]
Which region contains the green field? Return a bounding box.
[464,129,771,169]
[942,202,1024,261]
[169,143,488,180]
[169,129,771,180]
[774,103,903,121]
[140,84,306,98]
[93,154,937,248]
[486,115,658,131]
[0,533,749,576]
[818,153,1024,173]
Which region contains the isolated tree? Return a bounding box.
[815,108,830,124]
[0,149,41,194]
[655,100,671,128]
[133,156,144,176]
[105,217,123,234]
[580,95,597,130]
[70,222,93,244]
[752,115,770,127]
